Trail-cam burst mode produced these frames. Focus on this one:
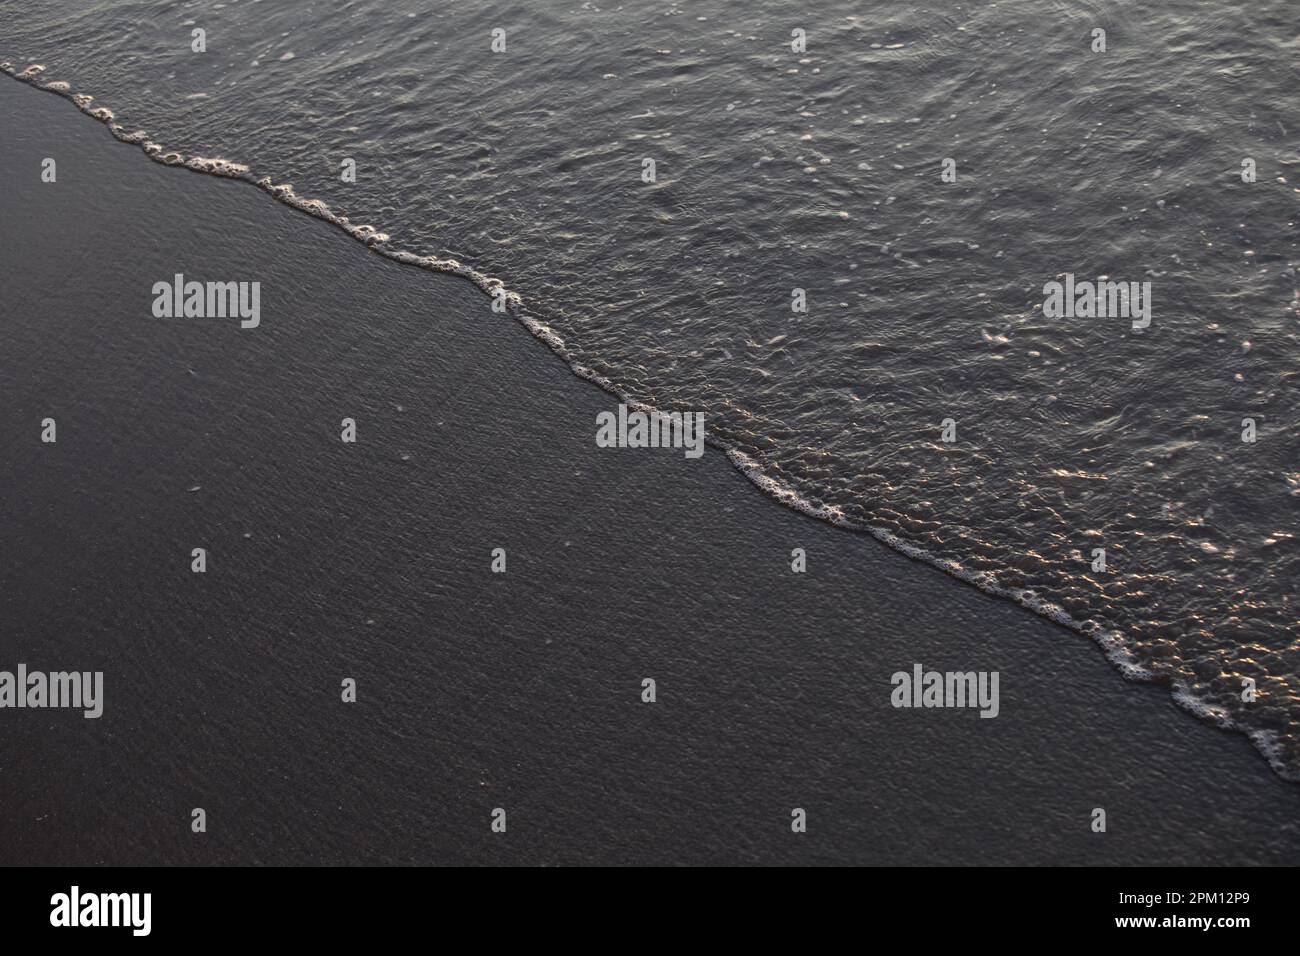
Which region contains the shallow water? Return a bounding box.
[2,0,1297,778]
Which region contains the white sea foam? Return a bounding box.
[4,59,1293,784]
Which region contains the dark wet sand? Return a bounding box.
[1,77,1297,865]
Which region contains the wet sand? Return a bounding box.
[1,77,1297,865]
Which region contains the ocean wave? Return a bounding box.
[4,59,1294,784]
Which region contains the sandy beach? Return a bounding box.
[2,75,1297,866]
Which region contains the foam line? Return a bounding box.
[4,61,1292,784]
